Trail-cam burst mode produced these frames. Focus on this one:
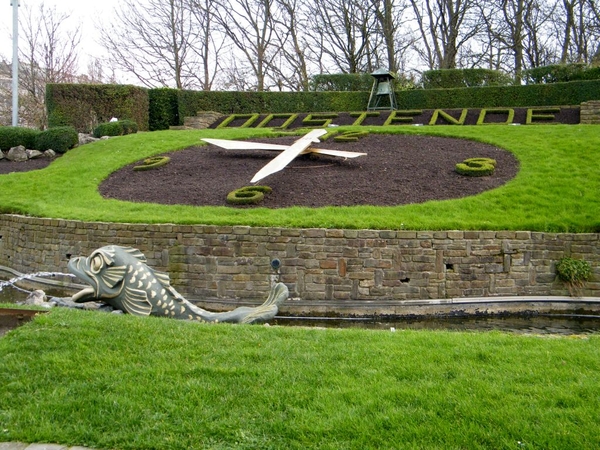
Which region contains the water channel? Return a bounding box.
[2,274,600,336]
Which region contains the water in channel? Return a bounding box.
[1,275,600,336]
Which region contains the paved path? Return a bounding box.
[0,443,101,450]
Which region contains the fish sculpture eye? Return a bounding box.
[90,254,104,274]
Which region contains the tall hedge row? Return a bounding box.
[396,79,600,109]
[148,88,179,131]
[421,68,513,89]
[46,84,149,133]
[47,78,600,132]
[176,90,370,120]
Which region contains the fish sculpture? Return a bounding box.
[67,245,288,324]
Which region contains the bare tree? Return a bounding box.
[522,0,558,68]
[409,0,481,69]
[270,0,311,91]
[306,0,378,73]
[99,0,212,89]
[558,0,600,63]
[187,0,225,90]
[214,0,282,91]
[16,2,81,128]
[370,0,415,73]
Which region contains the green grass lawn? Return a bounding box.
[0,307,599,450]
[1,125,599,449]
[0,125,598,231]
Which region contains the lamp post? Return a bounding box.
[11,0,19,126]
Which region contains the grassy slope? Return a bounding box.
[0,308,598,450]
[0,125,598,231]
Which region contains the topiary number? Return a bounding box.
[133,156,171,171]
[455,157,496,177]
[227,186,272,205]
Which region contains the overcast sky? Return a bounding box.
[1,0,122,65]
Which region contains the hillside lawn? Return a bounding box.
[0,125,598,232]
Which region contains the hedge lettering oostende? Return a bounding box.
[214,107,577,129]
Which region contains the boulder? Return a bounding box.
[0,151,4,160]
[6,145,28,162]
[79,133,99,146]
[26,149,44,159]
[43,149,57,158]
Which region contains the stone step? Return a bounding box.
[169,111,223,130]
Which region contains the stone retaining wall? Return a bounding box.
[580,100,600,124]
[0,215,598,308]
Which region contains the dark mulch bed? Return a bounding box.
[0,157,56,174]
[100,134,519,208]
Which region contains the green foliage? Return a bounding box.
[302,113,338,127]
[422,69,513,89]
[46,83,149,133]
[526,107,561,124]
[396,79,600,109]
[476,109,515,125]
[93,120,139,138]
[524,63,600,84]
[177,89,369,117]
[227,185,272,205]
[120,119,139,134]
[133,156,171,171]
[384,110,422,125]
[217,113,260,128]
[333,130,370,142]
[555,257,592,295]
[93,122,123,138]
[455,158,497,177]
[429,109,468,125]
[0,126,41,151]
[256,113,299,129]
[34,126,78,154]
[310,73,375,91]
[148,88,180,130]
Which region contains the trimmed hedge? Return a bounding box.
[455,157,497,177]
[133,156,171,171]
[524,63,600,84]
[0,126,40,151]
[422,69,513,89]
[93,119,139,138]
[149,88,179,130]
[46,78,600,132]
[177,90,369,120]
[227,186,272,205]
[396,79,600,109]
[311,73,374,91]
[34,126,79,154]
[46,84,149,133]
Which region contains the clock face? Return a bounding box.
[100,134,518,209]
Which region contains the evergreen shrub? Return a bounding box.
[93,120,138,138]
[524,63,600,84]
[0,126,41,151]
[35,126,79,153]
[93,122,124,138]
